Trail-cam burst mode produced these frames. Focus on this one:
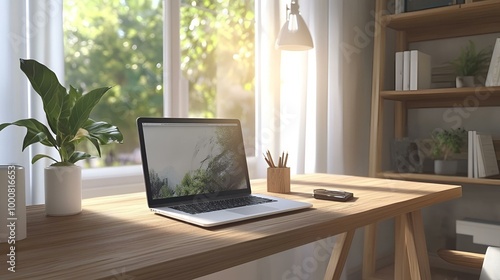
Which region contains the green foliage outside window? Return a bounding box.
[64,0,255,167]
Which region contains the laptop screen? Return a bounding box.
[137,118,251,205]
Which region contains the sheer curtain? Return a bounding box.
[0,0,64,205]
[254,0,372,179]
[0,1,31,204]
[0,1,30,170]
[278,0,373,177]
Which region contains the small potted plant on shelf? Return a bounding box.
[451,40,491,88]
[431,128,467,175]
[0,59,123,216]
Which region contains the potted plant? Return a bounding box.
[431,128,467,175]
[451,40,491,88]
[0,59,123,216]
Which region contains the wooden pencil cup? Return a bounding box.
[267,167,290,193]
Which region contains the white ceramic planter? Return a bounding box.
[456,76,475,88]
[434,159,459,175]
[44,165,82,216]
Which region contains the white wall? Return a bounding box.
[339,0,397,278]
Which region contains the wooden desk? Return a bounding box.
[0,174,461,280]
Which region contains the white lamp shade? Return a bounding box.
[275,14,313,51]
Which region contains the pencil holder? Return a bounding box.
[267,167,290,193]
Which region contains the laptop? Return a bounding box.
[136,117,312,227]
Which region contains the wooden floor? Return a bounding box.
[430,267,479,280]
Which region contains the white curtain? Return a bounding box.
[0,1,31,204]
[278,0,373,177]
[27,0,65,205]
[0,1,30,169]
[255,0,373,179]
[0,0,64,205]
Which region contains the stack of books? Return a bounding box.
[468,131,499,178]
[431,63,455,89]
[395,50,431,91]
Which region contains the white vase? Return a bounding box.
[44,165,82,216]
[434,159,459,175]
[456,76,475,88]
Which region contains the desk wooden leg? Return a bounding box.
[324,230,355,280]
[395,210,431,280]
[408,210,431,279]
[395,214,411,279]
[362,223,378,279]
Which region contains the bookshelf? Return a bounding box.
[369,0,500,186]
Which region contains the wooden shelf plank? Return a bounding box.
[379,171,500,186]
[380,87,500,108]
[383,0,500,36]
[381,87,500,100]
[384,1,500,42]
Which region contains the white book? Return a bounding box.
[486,38,500,87]
[476,134,499,178]
[476,134,485,178]
[395,51,404,90]
[410,50,431,90]
[395,0,405,14]
[468,130,475,178]
[403,51,411,91]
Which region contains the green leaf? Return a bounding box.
[68,151,93,164]
[58,86,82,136]
[19,59,67,135]
[68,87,111,136]
[59,142,77,163]
[0,123,9,131]
[86,136,102,158]
[0,119,57,150]
[83,119,124,145]
[68,86,82,109]
[32,154,59,164]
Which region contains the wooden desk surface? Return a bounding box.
[0,173,461,280]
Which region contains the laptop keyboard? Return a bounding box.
[169,196,277,214]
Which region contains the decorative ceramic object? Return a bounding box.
[434,159,459,175]
[456,76,475,88]
[44,165,82,216]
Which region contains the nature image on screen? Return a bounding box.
[143,124,248,199]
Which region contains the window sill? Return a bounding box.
[82,165,144,199]
[82,157,260,199]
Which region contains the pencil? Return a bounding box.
[263,153,273,168]
[266,150,276,168]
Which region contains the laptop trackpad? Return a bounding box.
[228,205,277,215]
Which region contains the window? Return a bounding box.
[64,0,255,171]
[180,0,255,156]
[62,0,256,196]
[63,0,164,168]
